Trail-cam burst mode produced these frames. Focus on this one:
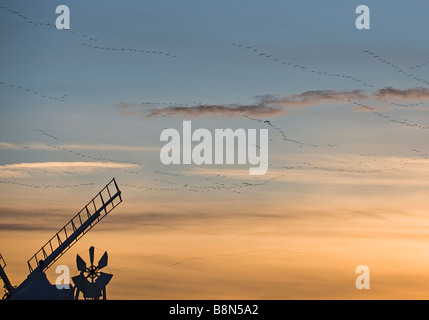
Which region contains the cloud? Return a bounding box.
[0,206,75,232]
[0,161,138,179]
[0,142,20,150]
[115,91,350,118]
[116,86,429,119]
[376,87,429,100]
[116,100,285,118]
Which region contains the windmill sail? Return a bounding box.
[0,253,14,298]
[26,178,122,273]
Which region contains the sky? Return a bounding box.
[2,0,429,299]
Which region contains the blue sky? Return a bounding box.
[2,0,428,153]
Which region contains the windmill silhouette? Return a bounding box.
[0,178,122,300]
[72,246,113,300]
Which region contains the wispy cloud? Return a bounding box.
[116,100,285,118]
[0,161,138,178]
[0,142,157,152]
[0,142,21,150]
[116,87,429,119]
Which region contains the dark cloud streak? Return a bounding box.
[116,87,429,119]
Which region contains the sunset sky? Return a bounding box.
[2,0,429,299]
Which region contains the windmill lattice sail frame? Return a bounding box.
[0,253,6,269]
[27,178,122,273]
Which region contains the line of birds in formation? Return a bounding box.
[231,43,375,89]
[34,130,284,194]
[44,144,142,168]
[140,100,339,150]
[1,3,206,194]
[4,4,429,262]
[120,184,178,192]
[409,61,429,70]
[35,129,244,193]
[0,180,94,189]
[0,81,67,102]
[122,174,284,194]
[7,122,427,196]
[135,95,429,162]
[141,101,207,107]
[411,148,429,160]
[32,129,142,167]
[21,59,429,191]
[4,1,427,80]
[1,4,180,107]
[0,4,178,58]
[283,160,404,175]
[182,175,284,194]
[3,2,427,127]
[390,102,423,108]
[363,50,429,86]
[34,129,59,140]
[231,45,429,124]
[2,17,427,192]
[17,129,288,193]
[0,4,98,42]
[242,114,328,149]
[311,90,429,131]
[140,86,427,147]
[82,43,178,58]
[2,2,427,96]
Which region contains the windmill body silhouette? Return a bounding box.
[72,246,113,300]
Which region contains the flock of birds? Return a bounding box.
[231,42,429,90]
[307,90,429,131]
[141,101,207,107]
[411,148,429,160]
[230,43,429,131]
[115,172,285,194]
[140,99,337,149]
[242,114,322,149]
[114,94,429,185]
[0,80,67,102]
[283,158,405,175]
[44,143,141,167]
[3,3,429,278]
[0,4,98,42]
[1,6,429,205]
[409,60,429,70]
[0,3,178,63]
[231,43,375,89]
[390,102,423,109]
[34,129,59,140]
[23,129,287,195]
[0,180,94,189]
[0,3,180,109]
[81,43,177,58]
[363,50,429,86]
